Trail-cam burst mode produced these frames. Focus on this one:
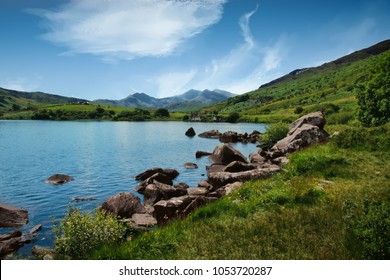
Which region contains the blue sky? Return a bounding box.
[1,0,389,100]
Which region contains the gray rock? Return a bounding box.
[0,204,28,228]
[209,144,249,165]
[195,150,212,158]
[223,161,256,173]
[185,127,196,137]
[29,224,43,234]
[131,213,157,227]
[100,192,146,218]
[144,182,187,206]
[184,162,198,169]
[31,245,57,260]
[198,129,221,139]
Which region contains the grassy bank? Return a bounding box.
[86,124,390,260]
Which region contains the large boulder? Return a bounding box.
[268,123,329,157]
[223,161,256,173]
[198,129,221,139]
[144,182,187,206]
[288,111,326,135]
[100,192,146,218]
[209,144,249,165]
[185,127,196,137]
[0,204,28,228]
[45,174,74,185]
[162,168,180,180]
[208,165,281,188]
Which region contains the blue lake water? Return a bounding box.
[0,120,266,257]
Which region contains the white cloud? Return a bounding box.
[1,78,40,92]
[153,69,197,98]
[239,4,259,49]
[30,0,226,60]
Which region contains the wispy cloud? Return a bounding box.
[30,0,227,60]
[1,77,40,92]
[152,69,198,98]
[239,4,259,49]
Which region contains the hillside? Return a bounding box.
[93,89,234,111]
[198,39,390,123]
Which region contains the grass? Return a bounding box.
[88,124,390,260]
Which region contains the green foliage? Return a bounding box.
[261,122,289,148]
[344,199,390,259]
[154,108,170,117]
[294,106,304,114]
[53,205,126,259]
[332,124,390,151]
[357,52,390,126]
[226,112,240,123]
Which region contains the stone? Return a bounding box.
[134,167,163,181]
[208,165,281,188]
[143,182,187,206]
[219,131,238,143]
[0,230,22,242]
[187,187,209,196]
[185,127,196,137]
[271,156,289,166]
[161,168,180,180]
[135,172,174,194]
[184,162,198,169]
[0,238,25,259]
[131,213,157,227]
[31,245,57,260]
[195,150,212,158]
[288,111,326,135]
[0,204,28,228]
[45,174,74,185]
[29,224,43,234]
[197,180,216,191]
[249,150,267,164]
[223,161,256,173]
[198,129,221,139]
[209,144,249,165]
[174,182,190,189]
[224,182,244,195]
[72,197,97,202]
[100,192,146,218]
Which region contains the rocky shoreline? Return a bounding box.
[0,111,328,259]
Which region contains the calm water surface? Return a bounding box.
[0,120,266,256]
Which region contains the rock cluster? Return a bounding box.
[198,129,261,144]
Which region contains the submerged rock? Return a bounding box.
[45,174,74,185]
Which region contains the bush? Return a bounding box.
[226,112,240,123]
[357,52,390,126]
[154,108,170,118]
[53,206,127,259]
[294,107,304,114]
[261,122,289,149]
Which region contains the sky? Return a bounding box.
[0,0,389,100]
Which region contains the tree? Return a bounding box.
[357,53,390,126]
[226,112,240,123]
[154,108,170,118]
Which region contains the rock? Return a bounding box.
[187,187,209,196]
[206,164,226,175]
[195,150,212,158]
[131,213,157,227]
[29,224,42,234]
[0,238,25,259]
[134,167,163,181]
[249,150,267,164]
[184,162,198,169]
[135,172,174,194]
[161,168,180,180]
[223,161,256,173]
[209,144,249,165]
[197,180,216,191]
[185,127,196,137]
[144,182,187,206]
[268,123,329,157]
[0,230,22,241]
[0,204,28,228]
[224,182,244,195]
[45,174,74,185]
[174,182,190,189]
[72,197,97,202]
[208,165,281,188]
[198,129,221,139]
[219,131,238,143]
[31,245,57,260]
[153,195,216,224]
[288,111,326,135]
[271,156,289,166]
[100,192,146,218]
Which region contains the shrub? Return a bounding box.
[294,106,304,114]
[53,205,126,259]
[154,108,170,117]
[226,112,240,123]
[261,122,289,149]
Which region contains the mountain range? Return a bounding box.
[93,89,234,111]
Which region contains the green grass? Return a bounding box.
[88,124,390,260]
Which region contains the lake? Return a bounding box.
[0,120,266,257]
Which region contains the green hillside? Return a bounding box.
[198,40,390,124]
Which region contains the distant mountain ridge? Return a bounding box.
[93,89,235,111]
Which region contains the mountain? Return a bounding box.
[199,39,390,123]
[93,89,235,111]
[0,87,89,113]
